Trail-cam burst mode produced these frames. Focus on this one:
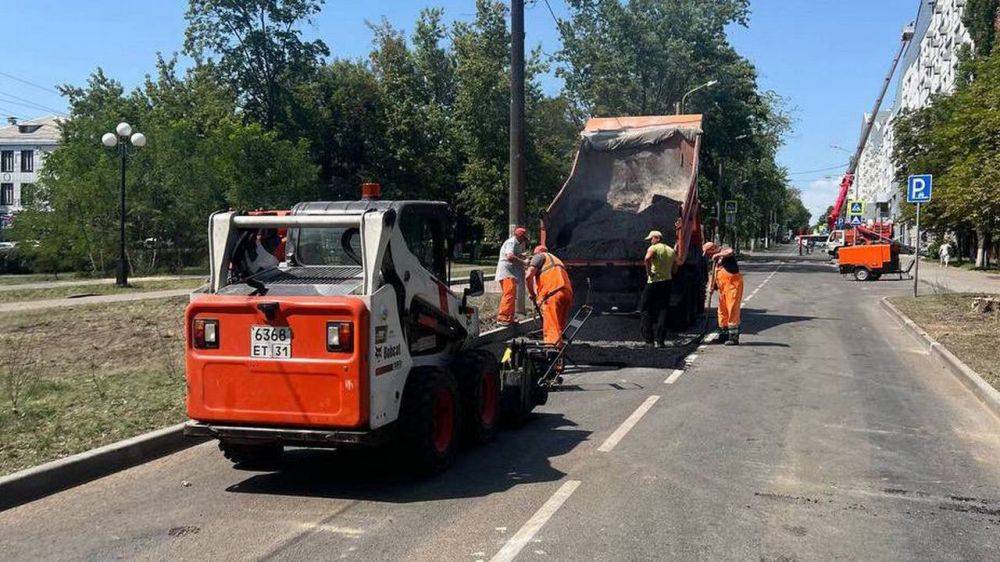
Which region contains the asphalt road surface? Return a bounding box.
[2,256,998,561]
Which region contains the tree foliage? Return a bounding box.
[963,0,1000,55]
[183,0,329,129]
[556,0,793,248]
[893,50,1000,265]
[12,60,318,274]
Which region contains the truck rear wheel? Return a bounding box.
[854,267,872,282]
[399,368,460,475]
[459,350,501,445]
[219,442,283,470]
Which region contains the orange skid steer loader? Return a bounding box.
[183,188,545,474]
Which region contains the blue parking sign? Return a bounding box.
[907,174,933,203]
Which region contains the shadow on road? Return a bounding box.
[224,413,589,503]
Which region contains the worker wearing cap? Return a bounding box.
[496,227,530,326]
[704,242,744,345]
[640,230,677,347]
[525,245,574,347]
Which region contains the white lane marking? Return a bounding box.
[684,354,698,363]
[597,395,661,452]
[489,480,582,562]
[705,332,719,343]
[742,264,782,304]
[665,369,685,384]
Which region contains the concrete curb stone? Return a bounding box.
[880,297,1000,421]
[0,423,207,512]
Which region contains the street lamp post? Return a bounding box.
[101,122,146,287]
[676,80,718,115]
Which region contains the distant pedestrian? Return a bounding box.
[640,230,677,347]
[704,242,744,346]
[939,241,952,268]
[496,227,530,326]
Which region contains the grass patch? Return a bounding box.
[0,278,205,304]
[890,293,1000,390]
[0,298,188,476]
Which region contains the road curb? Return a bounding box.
[0,423,208,512]
[880,297,1000,420]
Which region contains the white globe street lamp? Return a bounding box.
[101,121,146,287]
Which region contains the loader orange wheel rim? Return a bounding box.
[481,372,499,426]
[432,388,455,453]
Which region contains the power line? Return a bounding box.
[0,70,60,95]
[787,163,848,175]
[0,91,66,116]
[541,0,560,25]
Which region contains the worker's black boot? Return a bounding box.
[715,329,728,344]
[724,327,740,346]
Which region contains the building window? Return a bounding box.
[20,150,33,172]
[0,184,13,206]
[0,151,13,173]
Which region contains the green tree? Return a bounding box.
[556,0,792,242]
[13,61,318,274]
[183,0,329,130]
[964,0,1000,55]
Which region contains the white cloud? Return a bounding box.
[797,177,841,222]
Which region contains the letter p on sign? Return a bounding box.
[907,174,933,203]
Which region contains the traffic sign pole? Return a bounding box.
[913,202,920,297]
[906,174,932,298]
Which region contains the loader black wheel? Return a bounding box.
[219,442,283,470]
[854,267,872,282]
[399,368,460,475]
[458,350,501,445]
[501,344,541,427]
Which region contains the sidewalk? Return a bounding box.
[917,262,1000,294]
[0,288,193,313]
[0,274,204,293]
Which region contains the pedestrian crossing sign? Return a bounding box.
[849,215,863,226]
[848,200,865,217]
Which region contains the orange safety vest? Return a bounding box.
[536,252,572,300]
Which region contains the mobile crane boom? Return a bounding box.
[828,23,915,231]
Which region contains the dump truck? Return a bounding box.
[183,185,547,474]
[541,115,707,327]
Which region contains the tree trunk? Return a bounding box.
[975,227,986,268]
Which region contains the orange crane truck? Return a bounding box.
[183,186,546,474]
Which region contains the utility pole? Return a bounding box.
[509,0,526,314]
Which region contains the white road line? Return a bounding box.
[684,354,698,363]
[665,369,685,384]
[489,480,582,562]
[742,264,782,304]
[597,395,661,452]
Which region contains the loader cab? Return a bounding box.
[397,203,450,283]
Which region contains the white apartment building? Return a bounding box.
[853,0,972,227]
[0,116,60,224]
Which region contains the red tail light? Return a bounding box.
[193,318,219,349]
[327,321,353,353]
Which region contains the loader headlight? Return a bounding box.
[327,321,353,353]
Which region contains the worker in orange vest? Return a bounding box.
[704,242,744,345]
[495,226,530,326]
[525,245,574,347]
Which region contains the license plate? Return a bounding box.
[250,326,292,359]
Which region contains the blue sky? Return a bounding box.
[4,0,920,219]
